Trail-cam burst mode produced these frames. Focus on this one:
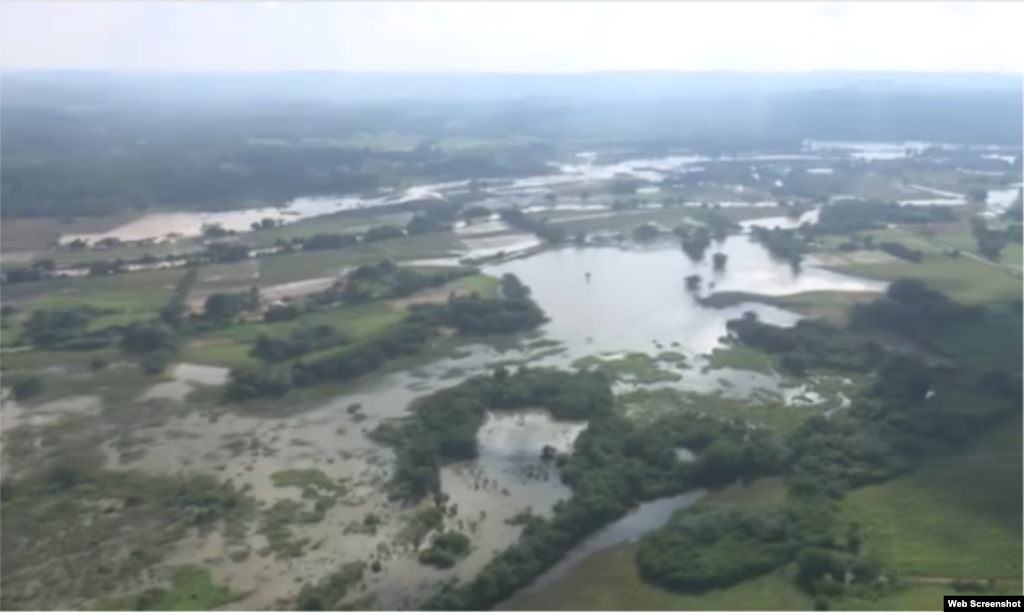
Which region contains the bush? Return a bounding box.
[637,503,802,592]
[11,376,43,401]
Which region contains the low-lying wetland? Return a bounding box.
[3,143,1021,612]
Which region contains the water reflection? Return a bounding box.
[485,240,882,359]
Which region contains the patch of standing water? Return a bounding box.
[439,412,586,573]
[142,363,231,401]
[485,239,883,362]
[525,489,706,591]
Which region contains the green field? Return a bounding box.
[239,212,413,248]
[500,561,810,612]
[46,242,203,267]
[830,255,1020,304]
[1,267,188,348]
[843,415,1023,581]
[704,346,775,374]
[180,302,407,368]
[91,566,242,611]
[540,205,777,235]
[253,232,462,285]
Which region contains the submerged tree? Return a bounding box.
[685,274,703,292]
[712,253,728,271]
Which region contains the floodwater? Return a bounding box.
[525,490,707,591]
[485,237,884,361]
[53,149,846,245]
[11,199,890,609]
[28,163,901,609]
[55,142,1011,246]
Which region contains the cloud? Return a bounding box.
[1,1,1021,72]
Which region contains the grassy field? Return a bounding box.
[91,565,242,611]
[240,212,413,248]
[1,266,186,307]
[45,242,203,266]
[1,267,188,347]
[254,232,462,285]
[843,414,1023,581]
[500,560,810,612]
[618,387,831,437]
[704,346,775,374]
[539,206,778,235]
[459,273,500,297]
[829,254,1020,304]
[180,302,407,368]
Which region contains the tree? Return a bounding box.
[685,274,702,292]
[633,224,659,243]
[712,253,728,271]
[966,188,989,203]
[120,322,178,355]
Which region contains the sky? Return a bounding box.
[1,1,1022,74]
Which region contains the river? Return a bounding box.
[57,142,955,245]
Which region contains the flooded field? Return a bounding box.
[17,137,1015,610]
[485,238,884,361]
[51,142,990,246]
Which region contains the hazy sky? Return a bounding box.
[2,1,1022,73]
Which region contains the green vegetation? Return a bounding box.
[224,273,547,401]
[3,82,1022,612]
[843,417,1022,580]
[90,566,242,611]
[271,468,348,497]
[501,559,810,611]
[637,503,810,592]
[1,464,254,610]
[572,352,685,383]
[418,375,785,610]
[373,367,617,501]
[704,346,774,374]
[419,531,472,568]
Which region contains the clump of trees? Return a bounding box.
[10,376,44,401]
[225,274,547,401]
[726,312,883,375]
[419,531,472,568]
[712,253,728,271]
[421,402,784,611]
[251,324,348,363]
[815,200,956,235]
[374,366,615,501]
[636,503,804,592]
[969,216,1008,261]
[499,208,566,244]
[676,226,713,261]
[633,223,660,243]
[17,305,122,351]
[849,278,984,338]
[749,226,807,267]
[877,241,923,263]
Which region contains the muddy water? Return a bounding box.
[54,150,840,245]
[437,412,587,586]
[484,238,884,361]
[37,209,886,607]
